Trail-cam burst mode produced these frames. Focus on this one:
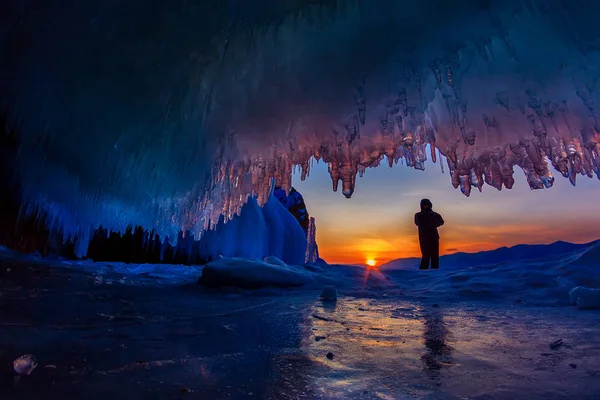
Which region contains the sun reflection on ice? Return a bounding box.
[303,298,428,399]
[272,295,600,399]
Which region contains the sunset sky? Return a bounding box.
[292,149,600,265]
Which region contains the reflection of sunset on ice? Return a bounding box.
[2,241,600,398]
[302,297,600,399]
[360,260,390,292]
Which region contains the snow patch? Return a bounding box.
[263,255,287,267]
[570,286,600,309]
[199,257,315,289]
[3,236,600,308]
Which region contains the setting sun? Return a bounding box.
[366,259,377,267]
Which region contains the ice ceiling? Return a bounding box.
[1,0,600,243]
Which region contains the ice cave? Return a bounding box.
[1,0,600,253]
[1,1,600,399]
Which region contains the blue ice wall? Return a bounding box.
[197,194,307,265]
[0,0,351,241]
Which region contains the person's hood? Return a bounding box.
[420,198,433,212]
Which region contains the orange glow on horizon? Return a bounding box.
[315,223,600,265]
[291,145,600,267]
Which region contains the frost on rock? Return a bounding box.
[2,1,600,243]
[273,187,320,264]
[273,187,312,233]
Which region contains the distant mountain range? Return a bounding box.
[380,239,600,270]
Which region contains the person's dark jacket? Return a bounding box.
[414,202,444,243]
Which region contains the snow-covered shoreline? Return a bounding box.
[2,239,599,309]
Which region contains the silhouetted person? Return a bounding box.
[414,199,444,270]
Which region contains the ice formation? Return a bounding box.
[198,193,307,265]
[306,217,320,264]
[2,1,600,243]
[198,257,311,289]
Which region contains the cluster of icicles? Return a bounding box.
[194,91,600,232]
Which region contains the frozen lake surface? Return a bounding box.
[1,246,600,399]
